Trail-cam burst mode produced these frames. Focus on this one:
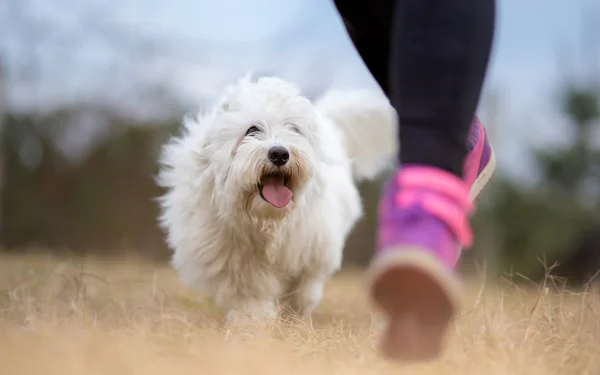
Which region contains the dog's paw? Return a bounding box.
[291,281,325,318]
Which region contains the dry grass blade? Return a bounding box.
[0,253,599,375]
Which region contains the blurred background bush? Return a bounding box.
[0,0,599,286]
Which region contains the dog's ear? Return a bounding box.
[181,113,212,155]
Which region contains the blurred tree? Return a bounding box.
[471,82,600,285]
[0,61,5,241]
[0,108,179,257]
[469,8,600,285]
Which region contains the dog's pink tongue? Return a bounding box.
[261,175,292,208]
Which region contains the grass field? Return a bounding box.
[0,252,598,375]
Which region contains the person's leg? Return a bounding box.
[367,0,497,362]
[334,0,493,184]
[333,0,393,93]
[391,0,496,177]
[334,0,497,362]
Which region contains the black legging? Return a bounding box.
[333,0,496,177]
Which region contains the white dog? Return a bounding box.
[157,75,397,324]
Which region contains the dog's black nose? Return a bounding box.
[268,146,290,166]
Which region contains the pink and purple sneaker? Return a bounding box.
[367,116,496,362]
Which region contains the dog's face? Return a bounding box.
[200,77,325,220]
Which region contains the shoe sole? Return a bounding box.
[366,250,462,362]
[367,146,496,362]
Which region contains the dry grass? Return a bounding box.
[0,252,598,375]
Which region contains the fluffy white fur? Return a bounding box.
[157,76,397,324]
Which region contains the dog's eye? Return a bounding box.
[287,124,302,135]
[245,126,260,136]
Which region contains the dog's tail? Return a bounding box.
[315,88,398,182]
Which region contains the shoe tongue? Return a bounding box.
[260,175,293,208]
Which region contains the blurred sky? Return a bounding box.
[3,0,600,181]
